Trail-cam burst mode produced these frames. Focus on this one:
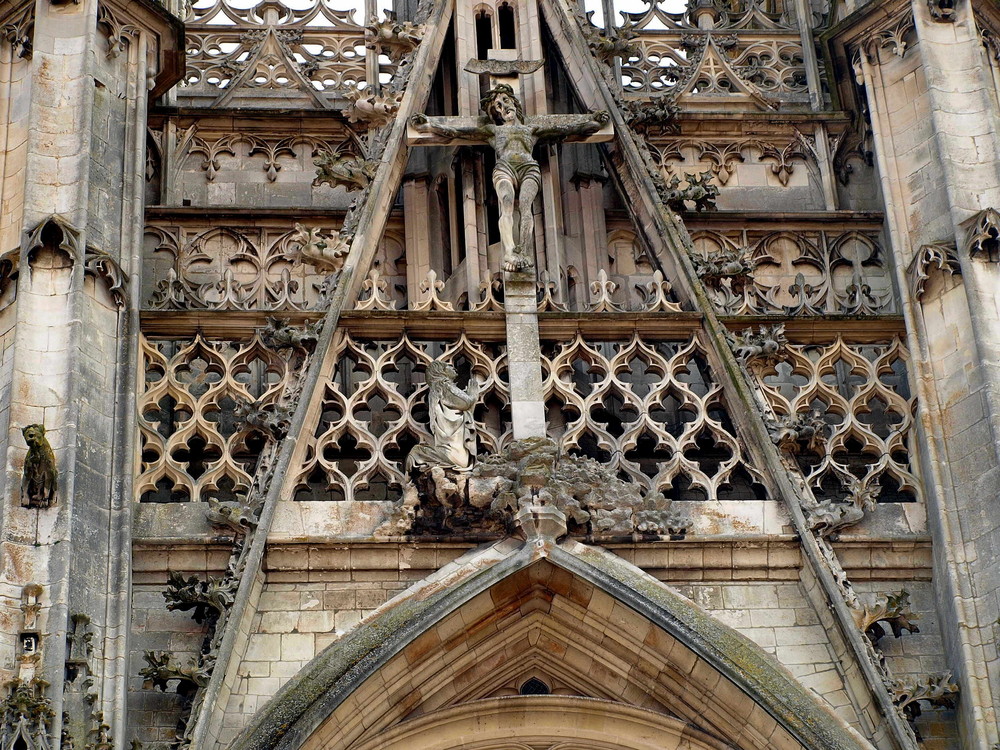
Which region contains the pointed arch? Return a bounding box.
[230,540,874,750]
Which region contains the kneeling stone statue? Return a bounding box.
[407,361,481,473]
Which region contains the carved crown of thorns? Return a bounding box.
[480,84,524,122]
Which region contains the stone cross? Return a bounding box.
[407,75,612,273]
[407,63,612,439]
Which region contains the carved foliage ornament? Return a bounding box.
[909,242,961,300]
[966,207,1000,261]
[0,678,53,750]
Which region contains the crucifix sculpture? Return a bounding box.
[408,81,612,272]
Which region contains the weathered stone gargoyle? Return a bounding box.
[312,151,377,192]
[927,0,957,22]
[584,22,640,63]
[21,424,57,508]
[365,13,424,62]
[206,494,259,536]
[290,223,351,273]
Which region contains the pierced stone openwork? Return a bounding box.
[144,224,332,311]
[542,333,766,502]
[179,0,389,107]
[293,333,510,503]
[137,334,298,503]
[757,337,919,504]
[690,227,895,315]
[586,0,806,107]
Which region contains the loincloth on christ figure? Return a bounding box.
[492,159,541,190]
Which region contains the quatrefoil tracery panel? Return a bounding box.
[137,335,294,503]
[293,334,511,502]
[758,338,919,503]
[691,228,895,315]
[542,334,766,502]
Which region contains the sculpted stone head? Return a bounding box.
[481,84,524,125]
[22,424,46,446]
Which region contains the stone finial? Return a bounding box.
[20,425,56,508]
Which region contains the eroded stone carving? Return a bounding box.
[411,84,609,271]
[140,652,214,696]
[691,245,753,292]
[406,361,481,473]
[234,399,294,439]
[927,0,957,22]
[343,89,401,127]
[258,316,321,351]
[365,13,423,63]
[21,424,57,508]
[290,224,350,273]
[312,151,377,192]
[726,323,787,372]
[164,571,238,625]
[657,171,719,212]
[0,678,53,750]
[468,438,686,537]
[768,411,827,455]
[851,590,920,644]
[805,478,880,538]
[206,495,260,535]
[889,672,959,738]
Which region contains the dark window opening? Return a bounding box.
[520,677,550,695]
[476,11,493,60]
[498,3,516,49]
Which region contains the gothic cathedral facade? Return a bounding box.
[0,0,998,748]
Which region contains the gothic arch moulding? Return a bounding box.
[229,539,875,750]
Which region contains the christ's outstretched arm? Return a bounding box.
[409,113,492,141]
[531,111,610,142]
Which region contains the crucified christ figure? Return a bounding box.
[411,84,610,272]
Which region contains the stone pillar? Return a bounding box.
[504,273,546,439]
[847,2,1000,745]
[0,0,181,747]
